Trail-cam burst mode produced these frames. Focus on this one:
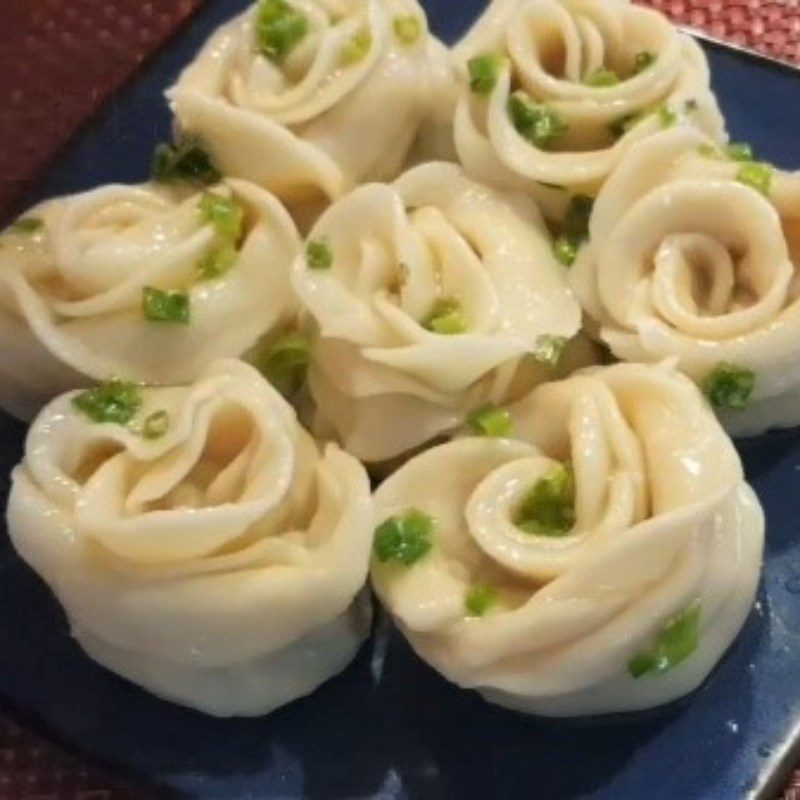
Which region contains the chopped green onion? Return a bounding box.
[517,465,575,536]
[142,287,191,325]
[72,380,142,425]
[553,235,579,266]
[143,410,170,440]
[465,584,497,617]
[697,143,720,158]
[340,29,372,65]
[657,104,677,128]
[200,192,245,242]
[534,335,568,366]
[703,362,756,410]
[374,509,434,566]
[393,15,422,45]
[633,50,656,73]
[725,142,754,161]
[468,405,512,438]
[507,91,568,150]
[199,242,238,280]
[255,0,309,63]
[152,138,221,185]
[9,217,44,234]
[306,238,333,270]
[468,53,506,95]
[608,113,639,138]
[628,605,701,678]
[254,332,311,397]
[736,162,773,196]
[552,194,593,265]
[584,68,620,87]
[197,192,246,280]
[424,298,468,335]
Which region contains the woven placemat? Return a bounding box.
[0,0,799,798]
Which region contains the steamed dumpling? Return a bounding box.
[168,0,455,203]
[570,126,800,435]
[7,360,373,717]
[372,361,763,716]
[0,179,300,421]
[292,162,585,463]
[452,0,726,218]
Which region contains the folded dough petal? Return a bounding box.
[8,360,374,717]
[292,162,586,463]
[0,180,301,421]
[371,361,763,716]
[168,0,456,203]
[570,126,800,435]
[452,0,726,217]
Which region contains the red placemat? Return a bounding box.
[0,0,202,223]
[0,1,799,798]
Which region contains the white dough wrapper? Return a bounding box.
[168,0,456,204]
[292,161,585,463]
[570,126,800,436]
[372,361,763,716]
[0,180,301,422]
[7,360,374,717]
[452,0,726,217]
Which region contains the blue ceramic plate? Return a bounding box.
[2,2,800,798]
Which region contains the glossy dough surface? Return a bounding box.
[0,180,300,422]
[7,360,373,716]
[372,362,763,716]
[168,0,455,203]
[570,127,800,435]
[293,162,583,463]
[453,0,725,216]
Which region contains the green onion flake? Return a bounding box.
[340,29,373,65]
[465,584,497,617]
[254,332,311,397]
[629,604,701,679]
[517,464,576,536]
[633,50,656,74]
[200,192,245,242]
[425,297,468,335]
[152,138,221,186]
[374,509,434,566]
[703,362,756,411]
[736,162,773,196]
[393,15,422,45]
[468,405,512,438]
[9,217,44,234]
[468,53,506,95]
[534,334,568,367]
[584,68,620,88]
[72,380,142,425]
[143,410,170,440]
[143,287,191,325]
[553,194,594,266]
[508,91,568,150]
[256,0,309,63]
[306,238,333,270]
[725,142,754,162]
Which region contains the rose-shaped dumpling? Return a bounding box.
[7,360,373,717]
[292,162,584,464]
[0,179,300,421]
[167,0,455,204]
[452,0,726,219]
[372,361,763,716]
[570,126,800,435]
